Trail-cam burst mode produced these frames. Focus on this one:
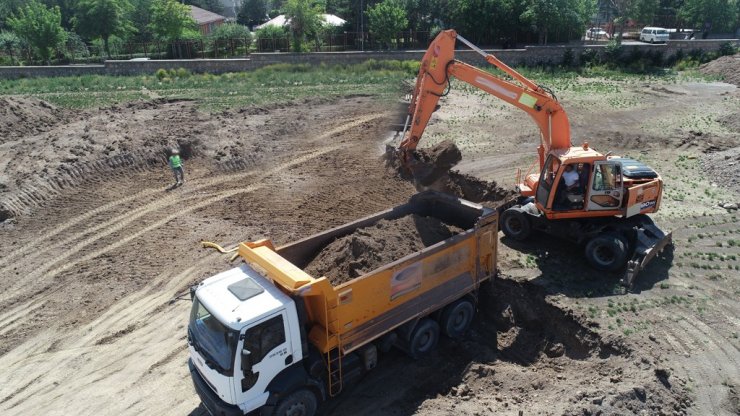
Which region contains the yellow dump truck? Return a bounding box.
[187,191,498,416]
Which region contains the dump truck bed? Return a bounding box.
[237,191,498,354]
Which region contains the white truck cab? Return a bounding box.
[188,264,308,416]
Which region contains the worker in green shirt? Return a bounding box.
[168,148,184,186]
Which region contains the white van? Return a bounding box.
[640,27,670,43]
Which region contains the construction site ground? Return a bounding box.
[0,62,738,416]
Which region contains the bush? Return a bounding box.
[210,23,252,43]
[579,48,599,66]
[155,68,168,80]
[562,48,574,67]
[718,41,736,56]
[604,40,623,65]
[208,23,252,55]
[255,25,288,40]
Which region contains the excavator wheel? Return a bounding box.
[500,207,532,241]
[584,232,629,271]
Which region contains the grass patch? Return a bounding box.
[0,61,417,111]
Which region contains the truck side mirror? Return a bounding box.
[241,349,252,373]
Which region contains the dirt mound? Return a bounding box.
[718,111,740,133]
[386,140,512,204]
[702,146,740,193]
[304,214,463,285]
[0,97,67,142]
[700,54,740,86]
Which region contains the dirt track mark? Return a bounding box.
[0,375,41,405]
[0,113,384,306]
[653,307,739,414]
[0,187,161,270]
[0,150,165,218]
[0,113,384,356]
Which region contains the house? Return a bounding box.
[255,14,346,30]
[190,5,226,36]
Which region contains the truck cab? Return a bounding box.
[188,264,307,416]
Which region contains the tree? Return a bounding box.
[366,0,408,48]
[7,0,67,63]
[679,0,738,33]
[0,0,29,30]
[283,0,324,52]
[149,0,197,41]
[521,0,591,45]
[73,0,134,58]
[129,0,153,42]
[237,0,269,28]
[0,30,21,64]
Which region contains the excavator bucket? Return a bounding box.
[385,140,462,188]
[621,223,673,288]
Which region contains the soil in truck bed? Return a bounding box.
[303,214,464,285]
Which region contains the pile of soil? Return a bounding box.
[0,97,67,142]
[701,146,740,194]
[304,214,463,285]
[386,140,512,204]
[699,54,740,86]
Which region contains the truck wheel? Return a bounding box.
[273,389,317,416]
[441,298,475,338]
[584,233,628,271]
[500,208,531,241]
[409,319,440,359]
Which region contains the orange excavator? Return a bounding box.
[398,30,672,287]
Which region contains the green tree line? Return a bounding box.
[1,0,738,63]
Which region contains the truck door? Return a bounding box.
[234,312,292,409]
[587,161,623,211]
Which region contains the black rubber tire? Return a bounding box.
[584,233,629,271]
[408,319,440,359]
[500,207,531,241]
[440,299,475,339]
[273,389,318,416]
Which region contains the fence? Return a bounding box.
[0,31,434,66]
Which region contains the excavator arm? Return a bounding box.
[399,30,571,170]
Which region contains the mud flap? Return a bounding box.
[621,224,673,288]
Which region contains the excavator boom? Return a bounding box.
[400,30,571,170]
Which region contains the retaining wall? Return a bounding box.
[0,39,736,79]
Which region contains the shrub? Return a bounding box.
[562,48,575,67]
[155,68,168,80]
[579,48,599,66]
[718,41,736,56]
[255,25,288,40]
[604,40,623,65]
[210,23,252,44]
[648,50,664,67]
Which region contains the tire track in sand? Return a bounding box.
[0,114,381,334]
[0,114,382,274]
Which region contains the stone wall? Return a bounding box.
[0,39,736,79]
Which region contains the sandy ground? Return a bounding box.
[0,69,738,416]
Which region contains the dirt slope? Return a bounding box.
[700,53,740,86]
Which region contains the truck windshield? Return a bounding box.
[189,297,238,375]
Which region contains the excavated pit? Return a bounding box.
[482,278,627,362]
[303,214,464,285]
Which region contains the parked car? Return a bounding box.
[587,28,610,40]
[639,27,670,43]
